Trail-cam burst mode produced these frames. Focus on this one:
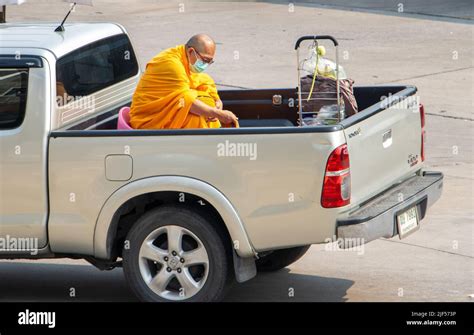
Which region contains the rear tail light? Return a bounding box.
[321,144,351,208]
[420,104,425,162]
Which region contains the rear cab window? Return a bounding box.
[56,34,139,106]
[0,68,28,129]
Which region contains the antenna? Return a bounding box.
[54,2,76,32]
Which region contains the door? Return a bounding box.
[0,55,50,253]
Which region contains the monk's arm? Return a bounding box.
[162,62,235,124]
[190,99,222,118]
[190,99,237,125]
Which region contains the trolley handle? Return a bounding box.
[294,35,339,50]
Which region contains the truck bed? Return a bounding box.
[48,84,421,256]
[62,85,416,131]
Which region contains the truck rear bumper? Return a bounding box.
[336,171,443,248]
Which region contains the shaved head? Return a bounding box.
[186,34,216,56]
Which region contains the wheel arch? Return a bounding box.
[93,176,256,259]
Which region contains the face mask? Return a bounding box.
[190,50,209,73]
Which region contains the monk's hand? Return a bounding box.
[215,100,223,110]
[217,109,238,126]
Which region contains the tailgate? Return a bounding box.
[341,89,422,207]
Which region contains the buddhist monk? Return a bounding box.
[129,34,238,129]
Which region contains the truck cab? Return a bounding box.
[0,23,140,253]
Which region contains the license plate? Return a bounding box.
[397,206,419,239]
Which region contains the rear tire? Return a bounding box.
[256,245,311,272]
[122,205,230,302]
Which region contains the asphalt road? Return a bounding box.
[1,0,472,302]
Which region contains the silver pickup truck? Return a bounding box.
[0,22,443,302]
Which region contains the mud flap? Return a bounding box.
[233,250,257,283]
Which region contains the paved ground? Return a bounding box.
[1,0,472,302]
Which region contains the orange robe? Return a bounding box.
[130,44,221,129]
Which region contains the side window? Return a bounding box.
[0,68,28,129]
[56,34,139,106]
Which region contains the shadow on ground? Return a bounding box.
[225,268,352,302]
[0,261,137,302]
[258,0,474,22]
[0,262,352,302]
